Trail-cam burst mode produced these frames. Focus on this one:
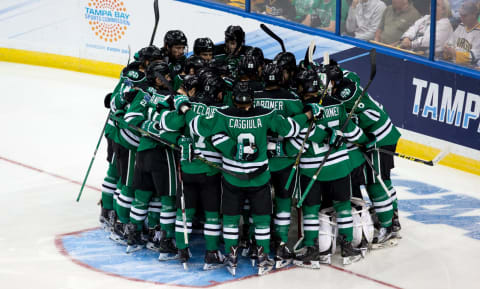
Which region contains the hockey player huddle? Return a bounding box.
[99,25,402,276]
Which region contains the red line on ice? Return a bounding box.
[3,155,403,288]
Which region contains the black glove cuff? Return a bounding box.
[104,92,112,109]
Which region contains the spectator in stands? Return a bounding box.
[399,0,453,54]
[291,0,349,31]
[345,0,387,40]
[374,0,421,45]
[443,1,480,67]
[261,0,297,21]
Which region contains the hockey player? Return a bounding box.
[101,46,164,233]
[122,61,184,259]
[107,46,163,244]
[173,81,320,276]
[173,55,206,93]
[253,62,304,268]
[161,30,188,79]
[193,37,215,62]
[289,69,370,267]
[325,61,401,245]
[214,25,250,60]
[174,75,227,270]
[273,52,298,90]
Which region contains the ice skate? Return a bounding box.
[293,246,320,269]
[146,226,161,252]
[158,230,179,260]
[99,207,112,232]
[358,237,369,257]
[109,222,128,246]
[178,248,191,270]
[274,242,293,269]
[257,246,274,275]
[125,223,145,254]
[224,246,239,276]
[318,247,332,265]
[371,225,398,249]
[392,209,402,239]
[339,235,363,265]
[203,250,225,270]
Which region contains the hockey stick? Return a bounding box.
[149,0,159,46]
[284,48,327,192]
[76,115,109,202]
[359,150,391,195]
[260,24,286,52]
[298,49,376,208]
[176,164,189,269]
[369,147,449,166]
[108,114,254,181]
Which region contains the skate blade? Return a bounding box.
[258,266,274,276]
[343,255,362,265]
[251,259,256,267]
[145,243,160,252]
[359,247,368,258]
[126,245,144,254]
[158,253,179,261]
[292,260,321,269]
[182,262,189,270]
[203,263,225,271]
[318,255,332,265]
[109,233,127,246]
[226,266,237,276]
[371,239,398,250]
[241,248,249,257]
[392,232,402,239]
[275,259,292,269]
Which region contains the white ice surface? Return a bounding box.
[0,61,479,289]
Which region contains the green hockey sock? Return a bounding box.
[175,208,195,250]
[367,183,393,227]
[147,197,161,229]
[252,214,271,254]
[160,195,176,238]
[204,211,221,251]
[384,180,398,210]
[101,163,118,210]
[274,197,291,243]
[130,189,153,231]
[333,200,353,242]
[117,185,134,224]
[113,180,122,213]
[223,214,241,254]
[302,205,320,246]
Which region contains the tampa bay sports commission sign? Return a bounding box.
[84,0,130,43]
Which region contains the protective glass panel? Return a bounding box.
[253,0,347,33]
[205,0,246,10]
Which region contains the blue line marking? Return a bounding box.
[0,0,38,16]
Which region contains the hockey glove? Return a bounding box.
[123,89,138,104]
[104,92,112,109]
[325,127,344,147]
[141,120,161,136]
[305,103,324,119]
[178,136,194,162]
[234,143,259,162]
[267,139,285,158]
[174,95,191,114]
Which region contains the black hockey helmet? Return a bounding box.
[146,61,170,84]
[193,37,214,55]
[164,30,187,48]
[137,45,163,64]
[237,55,260,78]
[233,81,253,105]
[198,75,225,104]
[296,69,321,94]
[274,52,297,72]
[225,25,245,47]
[182,74,200,95]
[208,58,229,76]
[184,55,206,75]
[262,62,283,86]
[324,59,343,86]
[246,47,265,66]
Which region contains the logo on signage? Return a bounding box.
[84,0,130,43]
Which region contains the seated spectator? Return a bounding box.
[308,0,349,32]
[345,0,387,40]
[374,0,421,45]
[399,0,453,54]
[443,1,480,67]
[261,0,297,21]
